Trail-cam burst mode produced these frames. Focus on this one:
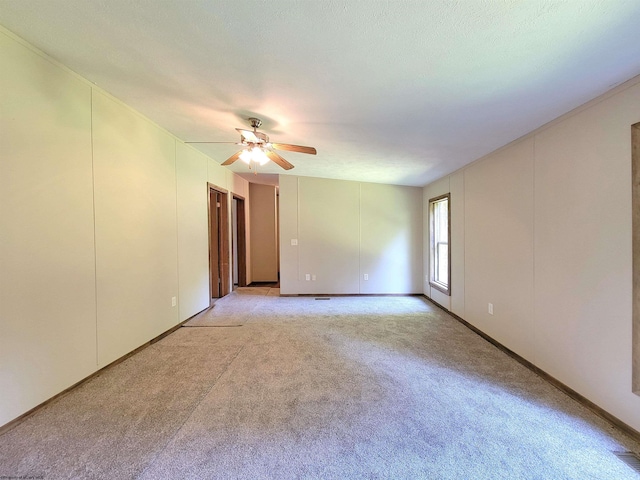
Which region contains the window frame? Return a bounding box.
[428,193,451,296]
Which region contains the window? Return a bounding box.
[429,194,450,295]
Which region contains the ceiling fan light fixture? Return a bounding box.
[239,149,252,164]
[251,147,270,166]
[200,117,316,171]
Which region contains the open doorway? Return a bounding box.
[209,185,230,302]
[232,195,247,289]
[248,182,279,284]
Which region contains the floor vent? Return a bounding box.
[315,297,330,300]
[614,452,640,473]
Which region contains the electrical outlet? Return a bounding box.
[312,274,316,281]
[171,296,177,307]
[305,274,310,281]
[488,303,493,315]
[291,239,298,246]
[364,274,369,281]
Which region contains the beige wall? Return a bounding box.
[176,143,210,321]
[423,77,640,432]
[0,27,250,426]
[0,29,97,425]
[533,85,638,424]
[279,175,299,292]
[92,90,180,366]
[465,138,536,362]
[249,183,278,282]
[280,176,423,295]
[360,182,423,294]
[298,176,360,294]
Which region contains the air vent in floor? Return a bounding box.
[315,297,330,300]
[614,452,640,473]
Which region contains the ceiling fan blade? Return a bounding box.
[271,143,317,155]
[235,128,260,143]
[266,150,294,170]
[221,151,243,166]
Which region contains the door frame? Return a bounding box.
[208,183,230,303]
[233,194,248,288]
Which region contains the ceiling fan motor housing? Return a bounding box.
[248,117,263,129]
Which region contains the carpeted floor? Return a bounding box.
[1,288,639,479]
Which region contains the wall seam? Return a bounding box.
[358,183,362,294]
[297,178,300,292]
[462,171,467,319]
[532,135,537,366]
[175,140,180,322]
[462,171,466,319]
[90,88,99,367]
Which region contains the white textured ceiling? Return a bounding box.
[2,1,640,186]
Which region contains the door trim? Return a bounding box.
[208,183,230,303]
[233,194,248,288]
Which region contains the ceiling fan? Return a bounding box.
[186,117,317,171]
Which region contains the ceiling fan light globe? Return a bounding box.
[239,149,252,164]
[251,147,270,166]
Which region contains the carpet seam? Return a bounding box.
[134,342,247,479]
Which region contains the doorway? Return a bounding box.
[209,185,230,302]
[232,195,247,289]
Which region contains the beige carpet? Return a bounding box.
[1,291,639,479]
